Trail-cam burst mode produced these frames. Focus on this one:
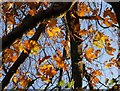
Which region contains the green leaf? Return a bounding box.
[67,79,74,88]
[109,79,115,85]
[58,80,65,87]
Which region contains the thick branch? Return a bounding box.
[2,24,46,90]
[2,2,72,51]
[66,3,83,90]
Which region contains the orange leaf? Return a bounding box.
[92,70,103,76]
[27,29,35,36]
[91,76,99,83]
[85,47,100,62]
[105,45,116,56]
[28,10,36,16]
[0,73,2,78]
[104,18,112,27]
[79,30,88,36]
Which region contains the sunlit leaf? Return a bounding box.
[58,80,65,87]
[103,18,112,27]
[91,76,99,83]
[85,47,100,62]
[93,32,108,48]
[92,70,103,76]
[67,79,74,88]
[12,77,18,83]
[47,27,61,37]
[27,29,35,36]
[79,30,88,36]
[109,79,115,85]
[105,45,116,56]
[28,9,36,16]
[0,73,2,78]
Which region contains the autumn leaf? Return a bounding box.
[39,64,57,81]
[105,78,109,85]
[79,30,88,36]
[47,20,57,27]
[92,76,99,83]
[85,47,100,62]
[28,9,36,16]
[93,32,108,48]
[103,8,117,24]
[77,3,90,17]
[38,56,51,64]
[20,78,31,87]
[47,27,61,37]
[47,30,54,37]
[53,55,68,70]
[0,73,2,78]
[27,29,35,36]
[7,15,16,24]
[105,45,116,56]
[92,70,103,76]
[22,40,41,55]
[105,62,115,68]
[12,76,18,83]
[103,18,112,27]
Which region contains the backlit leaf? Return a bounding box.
[67,79,74,88]
[93,32,108,48]
[28,9,36,16]
[27,29,35,36]
[79,30,88,36]
[85,47,100,62]
[92,70,103,76]
[58,80,65,87]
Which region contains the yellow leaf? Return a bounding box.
[105,63,114,68]
[85,47,100,62]
[93,32,108,48]
[31,45,41,55]
[47,30,54,37]
[20,78,31,87]
[13,77,18,83]
[77,3,90,17]
[27,29,35,36]
[93,41,104,48]
[20,80,28,87]
[47,27,60,37]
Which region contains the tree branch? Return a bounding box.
[2,24,46,90]
[2,2,72,51]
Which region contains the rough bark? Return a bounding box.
[2,24,46,90]
[2,2,72,51]
[66,3,83,90]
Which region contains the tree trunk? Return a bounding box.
[66,3,83,90]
